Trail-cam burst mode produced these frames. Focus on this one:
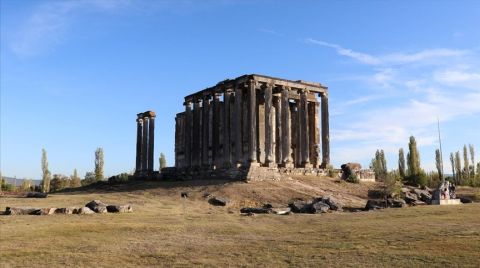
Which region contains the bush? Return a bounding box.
[108,173,130,184]
[406,172,428,187]
[346,173,360,184]
[1,183,14,192]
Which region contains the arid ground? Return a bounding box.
[1,177,479,267]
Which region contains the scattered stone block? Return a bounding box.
[85,200,108,213]
[55,207,78,214]
[106,204,133,213]
[208,197,229,206]
[271,207,291,215]
[320,196,343,211]
[311,202,330,214]
[240,207,272,214]
[32,208,57,215]
[5,207,39,215]
[365,200,386,211]
[76,207,95,214]
[460,197,473,204]
[289,200,310,213]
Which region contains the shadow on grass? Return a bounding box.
[55,178,243,195]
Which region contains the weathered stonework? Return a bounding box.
[135,111,156,176]
[174,74,330,181]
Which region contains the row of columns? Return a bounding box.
[135,111,156,175]
[175,79,330,169]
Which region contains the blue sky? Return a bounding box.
[1,0,479,180]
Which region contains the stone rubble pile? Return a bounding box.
[240,196,343,215]
[4,200,132,216]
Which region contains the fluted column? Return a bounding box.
[234,85,243,166]
[184,101,192,168]
[142,116,149,173]
[148,115,155,173]
[248,79,259,166]
[301,89,311,168]
[274,94,282,165]
[223,90,232,167]
[202,95,210,167]
[192,99,201,168]
[321,92,330,168]
[136,117,143,173]
[264,83,275,167]
[281,87,293,168]
[212,93,221,168]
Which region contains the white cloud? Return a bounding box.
[11,0,131,57]
[305,38,468,66]
[433,68,480,89]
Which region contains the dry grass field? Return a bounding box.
[1,177,479,267]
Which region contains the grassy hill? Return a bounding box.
[1,176,479,267]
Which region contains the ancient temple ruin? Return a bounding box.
[174,74,330,179]
[135,111,156,175]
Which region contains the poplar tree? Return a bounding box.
[435,149,442,180]
[463,145,469,180]
[95,148,104,181]
[454,151,462,184]
[469,144,475,176]
[70,168,81,187]
[450,153,456,180]
[398,148,406,179]
[159,153,167,171]
[407,136,421,176]
[41,148,51,193]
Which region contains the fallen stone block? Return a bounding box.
[5,207,39,215]
[289,200,310,213]
[460,197,473,204]
[365,200,386,211]
[75,207,95,214]
[271,207,291,215]
[311,202,330,214]
[32,208,57,215]
[240,207,272,214]
[85,200,108,213]
[208,197,229,206]
[319,196,343,211]
[106,204,133,213]
[55,207,78,214]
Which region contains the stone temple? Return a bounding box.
[172,74,330,180]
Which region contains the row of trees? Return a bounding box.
[447,144,478,187]
[371,136,479,193]
[40,147,105,193]
[1,149,169,193]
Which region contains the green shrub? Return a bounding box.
[346,173,360,184]
[108,173,130,184]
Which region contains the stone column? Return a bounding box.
[142,115,149,173]
[136,117,143,173]
[148,115,155,173]
[212,93,221,168]
[192,99,201,168]
[264,83,275,167]
[295,98,302,167]
[223,90,232,167]
[202,95,210,167]
[274,94,282,165]
[311,101,320,168]
[248,79,259,166]
[320,92,330,168]
[281,87,293,168]
[301,89,311,168]
[234,85,243,167]
[184,101,192,169]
